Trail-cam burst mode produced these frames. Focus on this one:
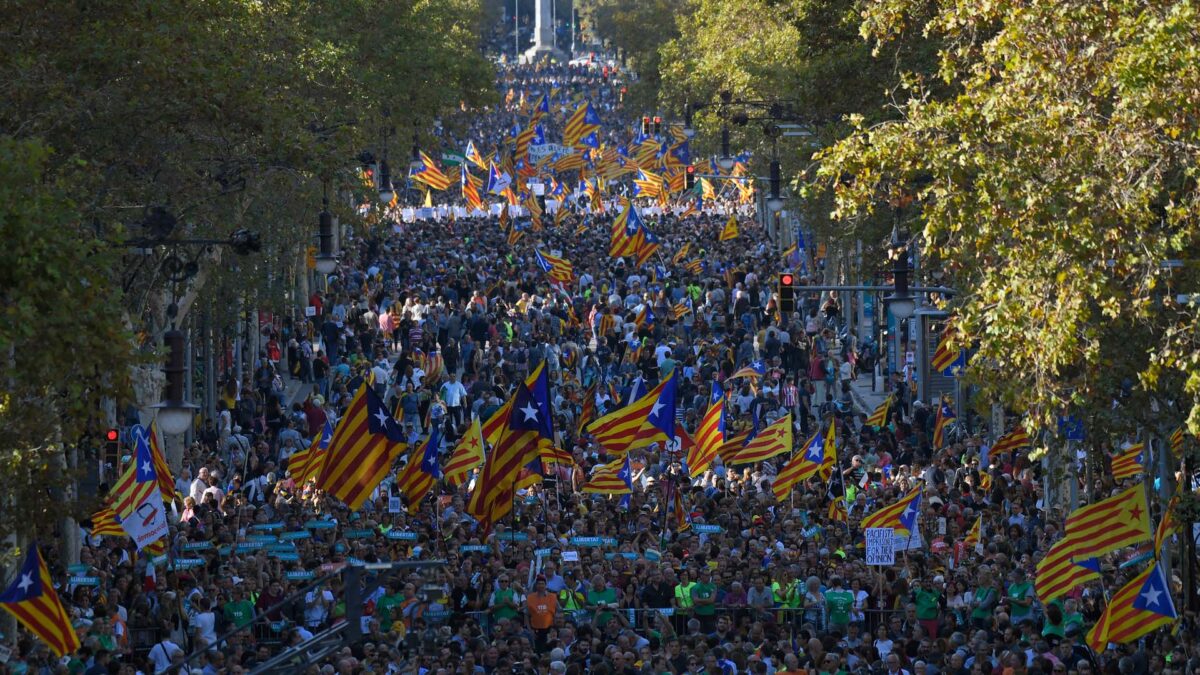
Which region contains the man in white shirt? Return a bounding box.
[189,467,210,504]
[304,585,335,629]
[148,637,182,674]
[440,373,468,431]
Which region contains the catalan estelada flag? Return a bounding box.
[687,395,726,477]
[1063,483,1151,560]
[671,301,691,319]
[468,363,554,526]
[395,428,442,513]
[729,414,793,465]
[861,487,923,536]
[89,505,125,538]
[587,370,679,455]
[1086,559,1177,652]
[991,426,1032,454]
[771,419,836,501]
[1154,494,1180,557]
[316,383,407,511]
[288,420,334,485]
[1035,535,1101,602]
[534,249,575,284]
[1110,444,1145,480]
[930,325,965,375]
[582,456,634,495]
[465,140,487,171]
[933,399,956,449]
[109,425,175,516]
[0,545,80,657]
[411,151,452,191]
[444,417,486,487]
[865,396,891,429]
[563,101,601,147]
[719,214,739,241]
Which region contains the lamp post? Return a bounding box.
[152,329,199,435]
[884,237,916,384]
[717,126,735,172]
[314,190,338,275]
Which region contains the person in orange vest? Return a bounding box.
[525,575,560,653]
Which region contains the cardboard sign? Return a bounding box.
[865,528,896,566]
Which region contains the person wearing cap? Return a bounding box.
[526,575,558,652]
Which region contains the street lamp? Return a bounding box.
[717,126,734,171]
[378,158,394,204]
[766,159,785,213]
[885,240,916,321]
[152,329,199,435]
[314,192,338,274]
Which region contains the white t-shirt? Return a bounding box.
[148,639,181,673]
[189,611,217,646]
[304,589,334,626]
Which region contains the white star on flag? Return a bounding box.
[520,403,539,421]
[17,572,33,594]
[140,460,152,476]
[1141,584,1163,607]
[650,401,663,418]
[374,409,391,428]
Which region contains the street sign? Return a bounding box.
[1058,416,1085,441]
[865,528,896,566]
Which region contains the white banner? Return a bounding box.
[529,143,565,163]
[865,528,895,566]
[121,491,169,551]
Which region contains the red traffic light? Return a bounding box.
[780,274,794,286]
[653,116,662,124]
[686,165,695,174]
[105,428,119,442]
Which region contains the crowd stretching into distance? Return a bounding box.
[0,29,1195,675]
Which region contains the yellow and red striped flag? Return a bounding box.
[687,398,726,477]
[719,215,739,241]
[861,488,923,536]
[0,546,80,657]
[771,420,836,501]
[1110,444,1145,480]
[89,505,125,538]
[586,370,678,455]
[963,515,982,548]
[411,151,452,191]
[316,383,407,511]
[1063,483,1151,560]
[444,417,486,487]
[1035,535,1101,602]
[1171,427,1186,455]
[865,396,891,429]
[110,425,175,516]
[395,429,441,513]
[1086,559,1177,653]
[992,426,1032,454]
[729,414,793,466]
[1154,494,1180,557]
[582,456,634,495]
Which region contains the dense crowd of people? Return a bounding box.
[5,41,1195,675]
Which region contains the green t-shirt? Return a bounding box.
[825,588,855,626]
[914,589,941,620]
[588,587,618,626]
[223,599,256,628]
[375,593,405,627]
[1007,581,1034,622]
[492,587,520,620]
[675,582,696,609]
[971,586,997,620]
[692,582,716,616]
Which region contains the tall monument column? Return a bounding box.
[524,0,567,62]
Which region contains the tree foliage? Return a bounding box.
[816,0,1200,442]
[0,0,496,542]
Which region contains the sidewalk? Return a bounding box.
[847,366,890,418]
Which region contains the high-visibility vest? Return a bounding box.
[675,583,696,609]
[559,588,585,611]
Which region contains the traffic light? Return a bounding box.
[104,428,120,467]
[653,116,662,135]
[641,116,651,136]
[685,164,696,190]
[778,273,796,314]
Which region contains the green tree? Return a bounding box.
[816,0,1200,444]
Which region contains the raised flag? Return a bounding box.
[865,396,891,429]
[316,383,407,511]
[728,360,766,381]
[719,215,739,241]
[465,140,488,171]
[933,400,955,449]
[486,162,513,195]
[1171,427,1185,455]
[587,370,679,455]
[685,259,704,275]
[462,166,485,211]
[444,418,486,487]
[1035,536,1101,602]
[534,249,575,284]
[563,101,601,148]
[635,229,660,268]
[991,426,1032,455]
[687,397,726,477]
[0,546,81,657]
[729,414,793,465]
[114,430,169,550]
[771,419,837,501]
[468,363,554,525]
[861,487,923,536]
[1063,483,1152,560]
[89,505,125,538]
[930,325,966,375]
[411,151,452,191]
[1110,444,1146,481]
[671,301,691,319]
[963,515,982,548]
[1086,559,1177,652]
[396,428,442,512]
[1154,494,1180,557]
[582,456,634,495]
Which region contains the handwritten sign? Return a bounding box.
[865,528,896,566]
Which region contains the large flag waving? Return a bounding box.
[582,456,634,495]
[395,428,442,512]
[861,487,923,536]
[1035,536,1101,602]
[587,370,679,454]
[771,419,836,501]
[1063,483,1151,560]
[468,363,554,526]
[411,151,452,191]
[0,546,80,657]
[109,424,174,516]
[1086,559,1177,652]
[316,383,407,510]
[1109,444,1145,480]
[444,417,486,487]
[729,414,793,465]
[117,427,170,550]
